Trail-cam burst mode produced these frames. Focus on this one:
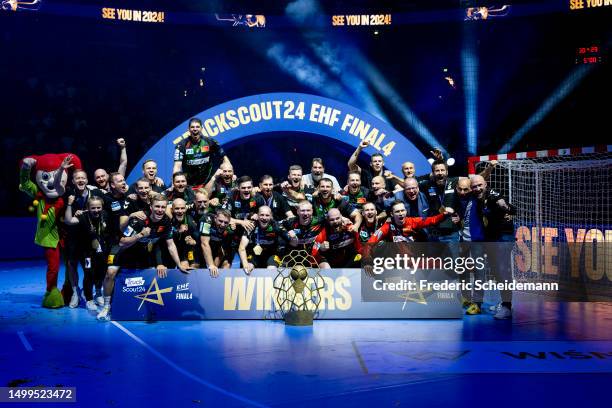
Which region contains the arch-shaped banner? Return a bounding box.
[127,93,429,184]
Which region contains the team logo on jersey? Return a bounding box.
[157,226,165,233]
[186,148,194,154]
[201,145,210,153]
[249,201,256,208]
[356,197,366,204]
[234,201,241,208]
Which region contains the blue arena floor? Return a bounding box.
[1,260,611,407]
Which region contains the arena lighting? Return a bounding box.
[285,0,389,121]
[266,43,345,99]
[305,40,388,121]
[1,0,41,11]
[427,157,456,166]
[462,23,479,155]
[267,41,389,121]
[499,64,593,153]
[351,51,447,155]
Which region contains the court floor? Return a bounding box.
[1,260,610,407]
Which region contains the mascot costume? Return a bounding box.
[19,153,82,308]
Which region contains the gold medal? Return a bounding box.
[253,245,263,256]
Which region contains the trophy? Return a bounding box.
[273,249,325,326]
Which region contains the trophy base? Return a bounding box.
[284,310,314,326]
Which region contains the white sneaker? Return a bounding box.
[86,300,98,311]
[97,306,111,321]
[494,305,512,319]
[489,303,501,313]
[95,296,105,307]
[69,292,80,308]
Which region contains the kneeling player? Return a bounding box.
[312,208,362,269]
[97,194,190,321]
[200,208,236,277]
[238,206,288,275]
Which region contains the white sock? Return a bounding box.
[104,296,111,307]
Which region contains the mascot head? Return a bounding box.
[21,153,83,198]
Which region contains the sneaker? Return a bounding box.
[69,292,80,308]
[95,296,105,307]
[465,302,481,315]
[86,300,98,311]
[494,305,512,319]
[489,303,501,313]
[97,306,111,321]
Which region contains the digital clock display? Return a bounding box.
[575,45,603,65]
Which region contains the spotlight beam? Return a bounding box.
[352,51,447,155]
[462,24,479,155]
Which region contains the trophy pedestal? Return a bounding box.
[284,310,314,326]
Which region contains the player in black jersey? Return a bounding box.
[342,171,370,212]
[64,196,111,311]
[238,206,288,274]
[97,194,190,321]
[125,178,152,226]
[173,117,231,187]
[205,162,236,211]
[348,140,395,191]
[164,172,195,208]
[280,200,324,253]
[311,178,362,230]
[255,175,293,221]
[167,198,198,269]
[62,169,105,307]
[228,176,257,233]
[189,188,211,267]
[277,165,315,215]
[101,172,130,242]
[312,208,362,268]
[127,159,166,195]
[357,202,380,243]
[200,208,236,277]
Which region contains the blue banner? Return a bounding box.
[111,268,462,320]
[127,93,430,185]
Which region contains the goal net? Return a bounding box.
[471,149,612,300]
